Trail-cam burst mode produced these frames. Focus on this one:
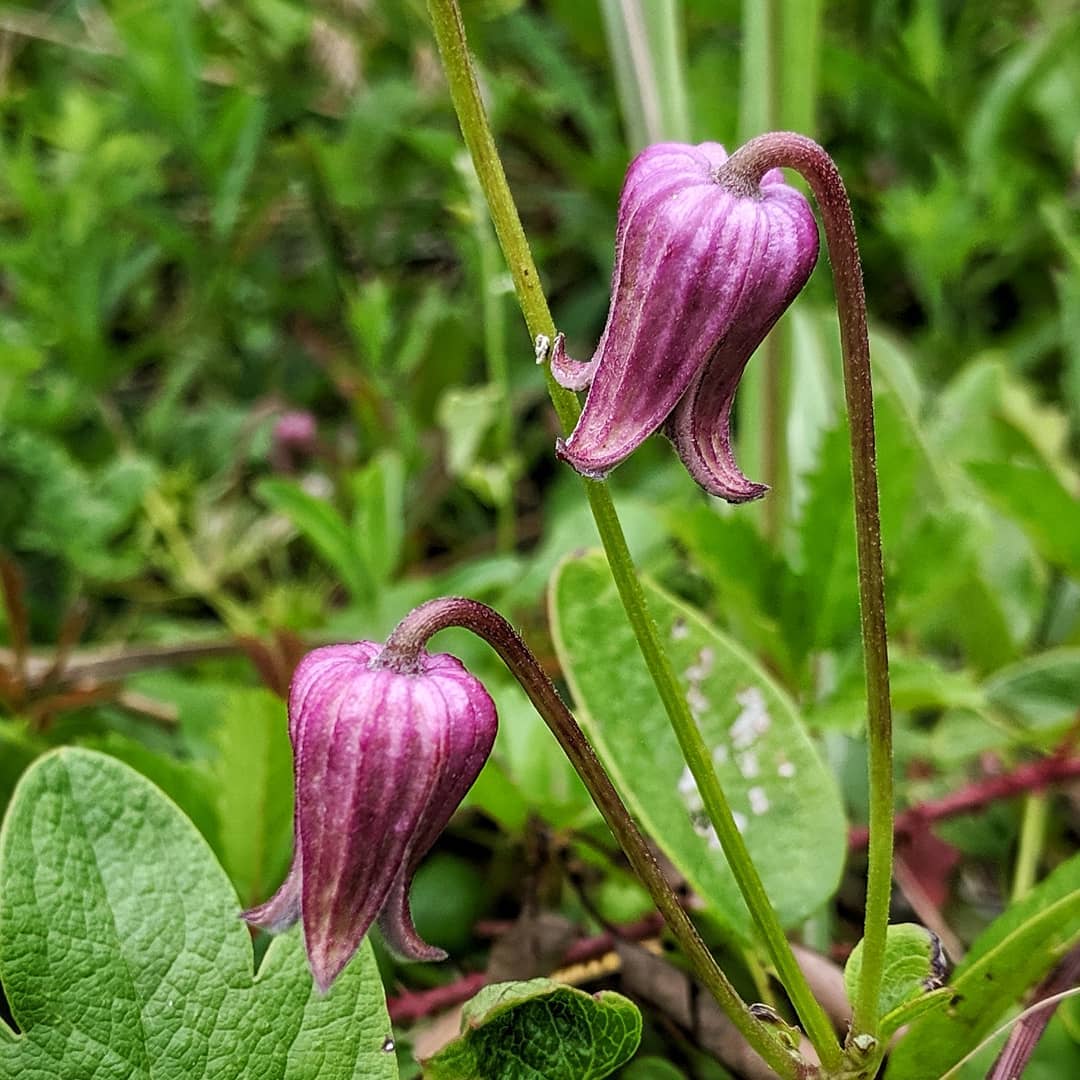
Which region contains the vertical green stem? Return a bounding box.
[462,159,516,552]
[599,0,691,149]
[721,133,894,1042]
[1011,793,1048,903]
[425,1,842,1069]
[737,0,823,542]
[383,598,807,1079]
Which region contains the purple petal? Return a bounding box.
[373,654,497,962]
[376,866,447,963]
[553,141,819,493]
[242,852,302,932]
[255,643,498,992]
[666,185,820,500]
[549,333,597,392]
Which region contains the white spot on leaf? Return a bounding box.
[686,685,709,716]
[730,687,772,749]
[737,751,759,779]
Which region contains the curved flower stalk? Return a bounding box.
[552,141,819,501]
[243,641,497,992]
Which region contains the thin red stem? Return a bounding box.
[848,753,1080,850]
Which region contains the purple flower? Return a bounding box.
[243,641,497,991]
[551,141,819,501]
[270,409,319,473]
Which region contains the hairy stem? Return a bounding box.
[383,597,808,1078]
[720,133,893,1042]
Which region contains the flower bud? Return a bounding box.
[243,641,497,991]
[552,141,819,501]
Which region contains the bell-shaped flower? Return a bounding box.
[243,641,497,991]
[551,141,819,501]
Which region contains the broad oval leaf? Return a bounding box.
[421,978,641,1080]
[844,923,946,1026]
[0,748,397,1080]
[549,552,846,934]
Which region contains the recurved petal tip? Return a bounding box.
[376,871,448,964]
[549,333,597,392]
[664,331,772,502]
[554,436,610,481]
[242,855,302,933]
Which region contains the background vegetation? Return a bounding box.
[1,1,1078,1076]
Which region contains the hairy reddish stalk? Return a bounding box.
[848,753,1080,850]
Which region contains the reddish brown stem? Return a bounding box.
[848,754,1080,850]
[987,943,1080,1080]
[388,912,665,1024]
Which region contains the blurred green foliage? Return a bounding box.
[0,0,1078,1073]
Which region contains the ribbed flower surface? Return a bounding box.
[243,642,497,992]
[552,141,819,501]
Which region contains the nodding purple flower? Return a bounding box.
[551,141,819,502]
[243,642,497,992]
[270,409,319,473]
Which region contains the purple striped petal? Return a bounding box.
[243,642,497,992]
[552,141,819,500]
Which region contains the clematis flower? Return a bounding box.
[551,141,819,501]
[243,641,497,991]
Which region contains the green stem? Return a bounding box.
[462,158,516,552]
[720,133,894,1042]
[1011,792,1048,903]
[383,598,808,1079]
[426,1,841,1070]
[737,0,783,540]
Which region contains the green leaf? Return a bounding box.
[0,430,156,582]
[257,477,371,603]
[879,987,952,1043]
[437,384,502,478]
[619,1058,689,1080]
[549,552,846,934]
[666,504,793,677]
[213,688,294,910]
[81,732,220,854]
[348,278,393,371]
[421,978,641,1080]
[599,0,690,149]
[886,851,1080,1079]
[809,650,986,734]
[0,720,42,821]
[983,648,1080,731]
[111,0,203,147]
[844,923,945,1024]
[0,748,397,1080]
[349,451,406,590]
[967,460,1080,573]
[208,93,267,240]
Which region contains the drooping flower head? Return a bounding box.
[243,641,497,991]
[551,141,819,501]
